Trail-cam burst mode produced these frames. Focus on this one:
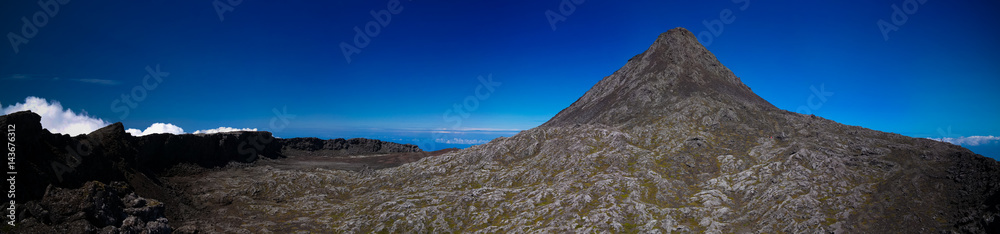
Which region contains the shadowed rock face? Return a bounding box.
[134,131,283,174]
[0,111,287,233]
[0,111,286,202]
[17,181,171,233]
[279,137,421,157]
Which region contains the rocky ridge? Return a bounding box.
[0,111,423,233]
[279,137,421,157]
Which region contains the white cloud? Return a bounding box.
[1,96,196,138]
[435,138,490,145]
[126,123,185,136]
[928,136,1000,146]
[427,128,522,134]
[193,127,257,134]
[1,96,110,136]
[125,128,143,136]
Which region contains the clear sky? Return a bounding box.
[1,1,998,156]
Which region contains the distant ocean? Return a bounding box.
[277,128,521,151]
[278,129,1000,160]
[965,144,1000,161]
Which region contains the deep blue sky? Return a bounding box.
[2,1,998,155]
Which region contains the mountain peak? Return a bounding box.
[543,27,774,128]
[653,27,700,48]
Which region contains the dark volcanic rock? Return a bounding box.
[1,110,429,232]
[279,137,421,157]
[135,131,282,173]
[0,111,284,202]
[1,111,138,202]
[17,181,170,234]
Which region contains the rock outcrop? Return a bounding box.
[18,181,171,233]
[0,110,424,232]
[135,130,283,174]
[279,137,421,157]
[0,111,285,202]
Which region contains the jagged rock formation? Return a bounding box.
[0,111,286,233]
[18,181,170,233]
[279,137,421,157]
[0,111,425,232]
[158,28,999,233]
[0,111,285,202]
[135,130,283,173]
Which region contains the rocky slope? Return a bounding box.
[158,28,999,233]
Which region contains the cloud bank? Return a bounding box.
[125,123,186,136]
[435,138,490,145]
[2,96,256,137]
[193,127,258,134]
[1,96,110,136]
[929,136,1000,146]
